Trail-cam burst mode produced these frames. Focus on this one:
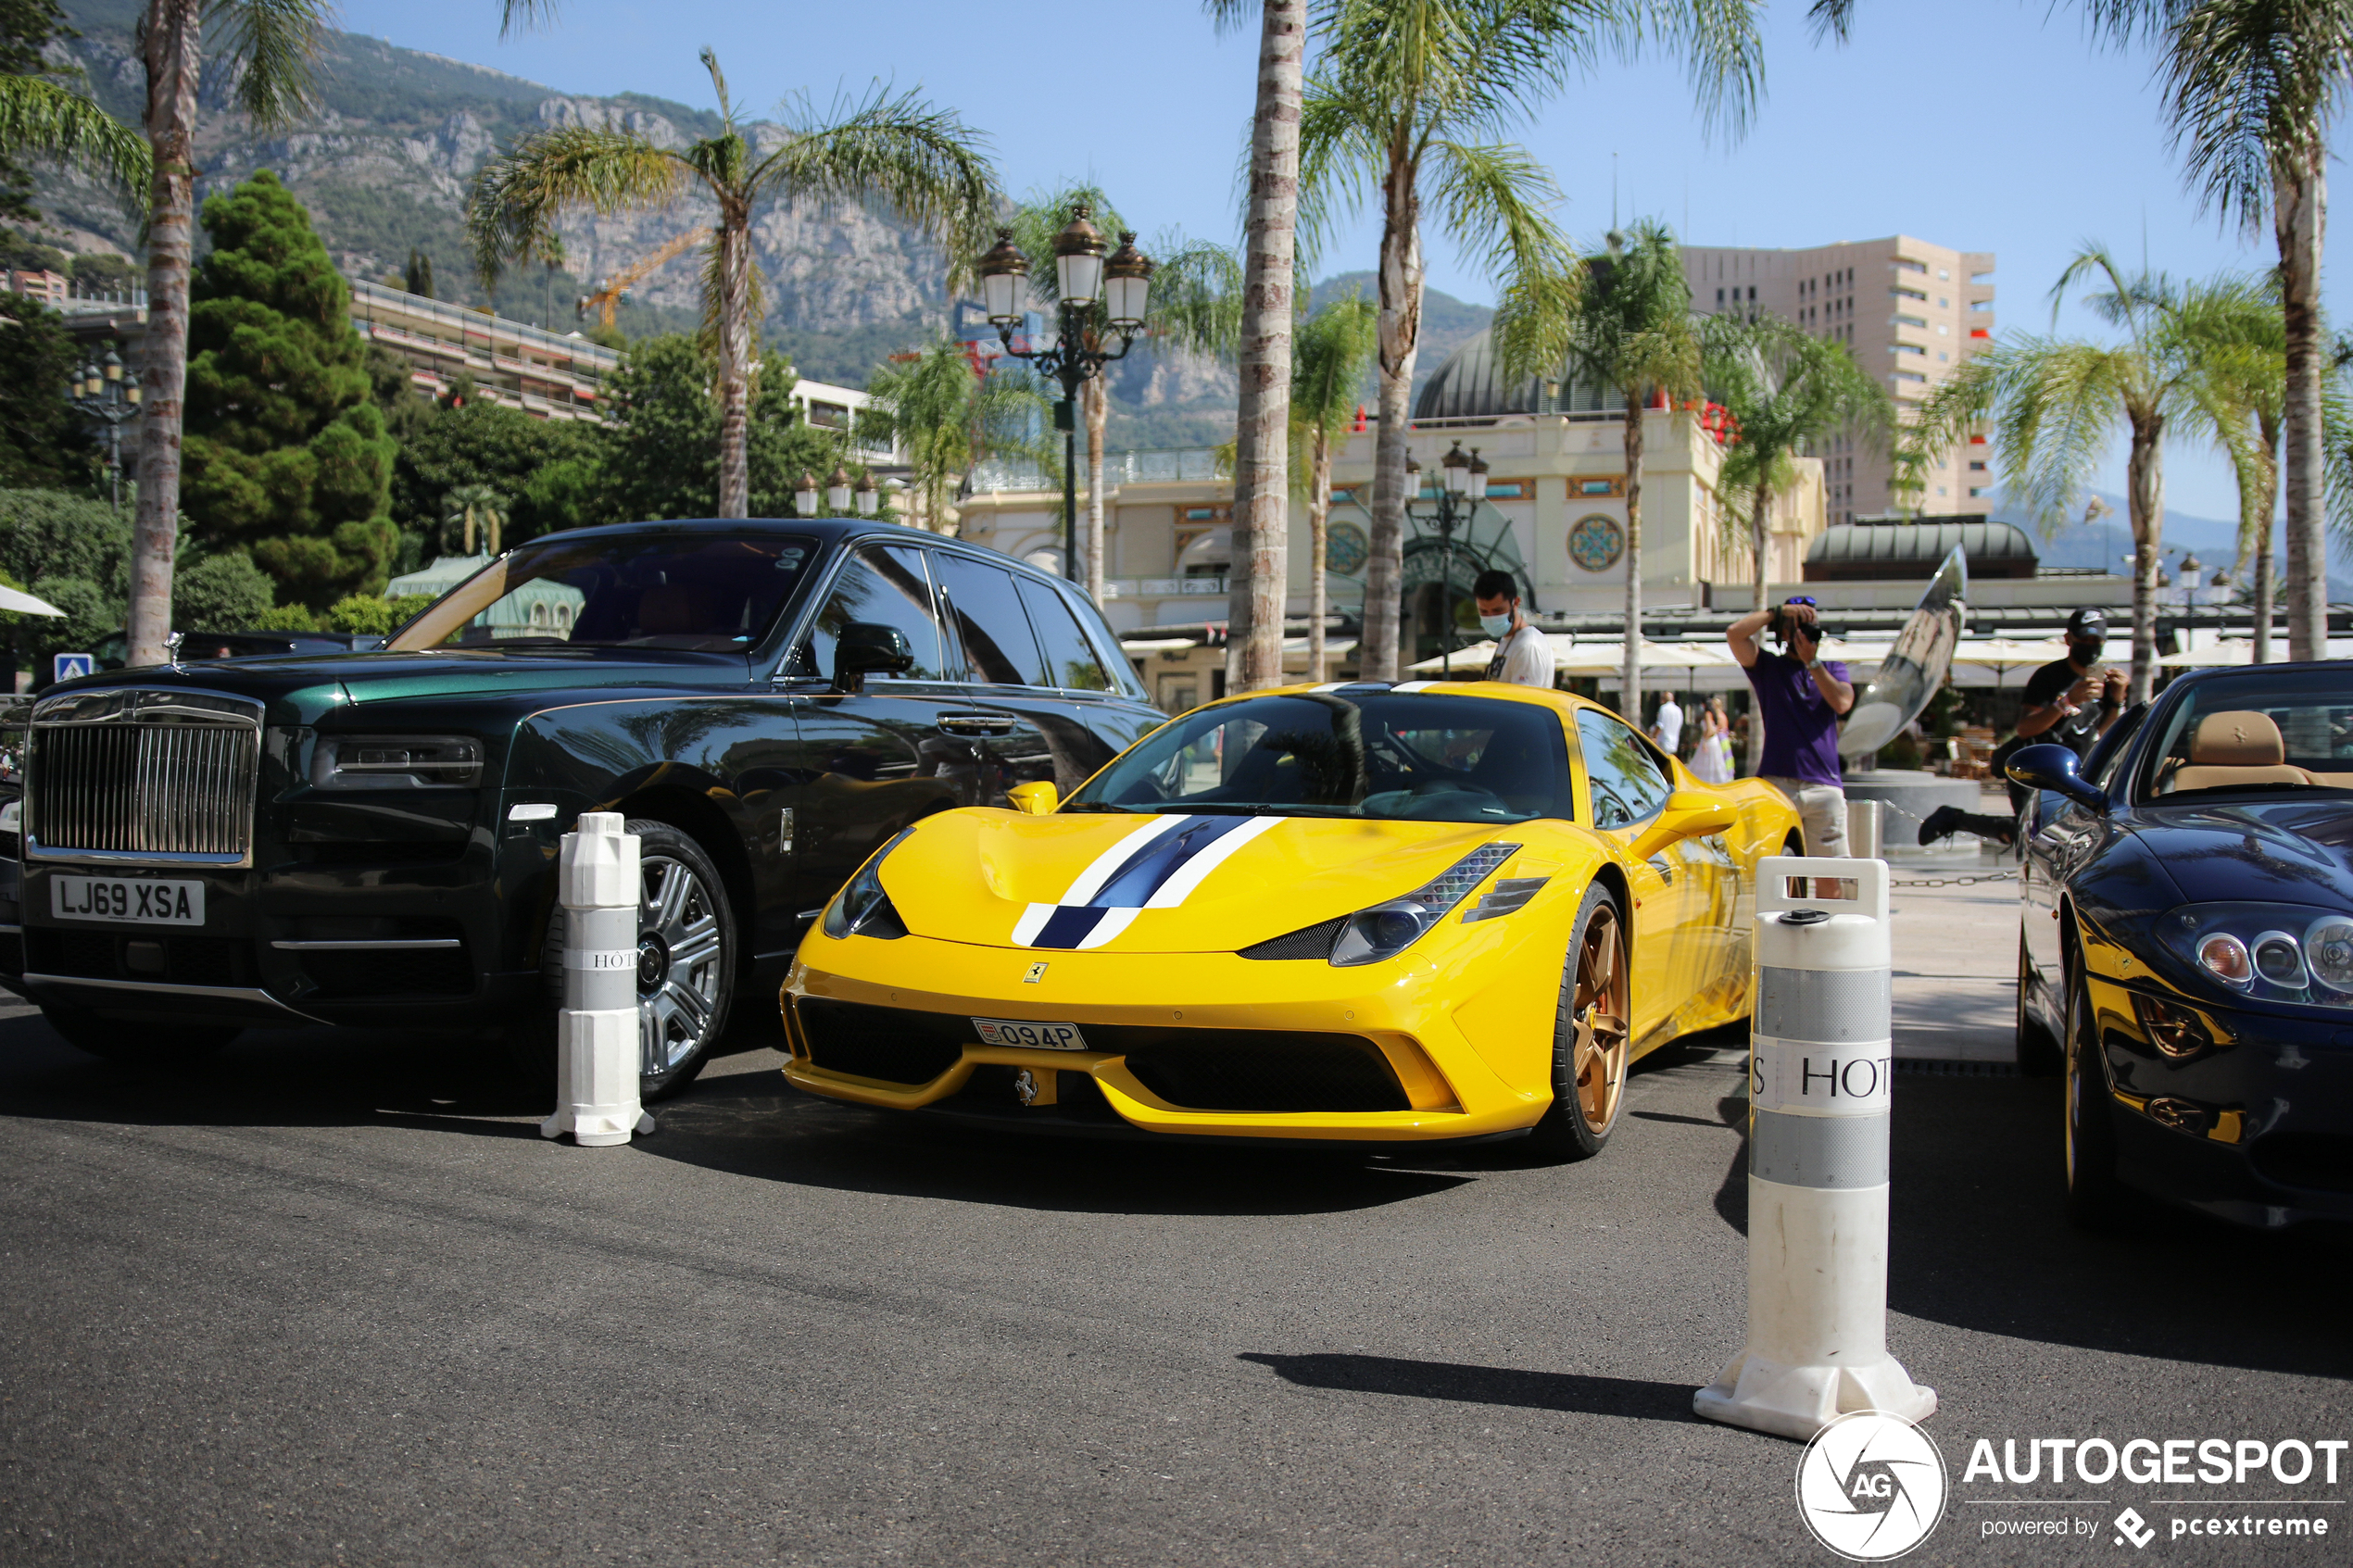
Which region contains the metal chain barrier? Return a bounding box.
[1888,868,2020,889]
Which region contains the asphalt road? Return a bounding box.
[3,884,2350,1566]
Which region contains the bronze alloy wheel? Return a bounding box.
[1532,884,1631,1160]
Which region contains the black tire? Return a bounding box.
[1529,883,1631,1162]
[41,1001,238,1068]
[511,818,737,1103]
[2062,952,2126,1230]
[2016,929,2063,1077]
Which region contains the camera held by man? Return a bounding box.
[1726,595,1856,858]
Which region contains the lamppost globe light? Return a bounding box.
[1051,204,1108,307]
[1103,231,1154,330]
[824,464,853,514]
[2178,552,2204,594]
[976,229,1030,325]
[101,348,121,381]
[1441,441,1469,498]
[124,383,140,406]
[853,472,879,517]
[1466,447,1489,502]
[794,470,819,517]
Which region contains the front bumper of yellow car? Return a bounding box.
[780,925,1561,1144]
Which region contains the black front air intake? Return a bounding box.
[796,998,969,1085]
[1113,1029,1407,1113]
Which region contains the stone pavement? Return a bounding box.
[1886,788,2023,1066]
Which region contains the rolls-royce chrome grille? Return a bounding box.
[26,689,263,863]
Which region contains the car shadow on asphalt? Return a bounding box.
[1236,1351,1700,1424]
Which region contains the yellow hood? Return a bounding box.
[879,809,1516,954]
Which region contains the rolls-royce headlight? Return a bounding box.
[2161,901,2353,1008]
[823,828,913,941]
[310,734,483,790]
[1328,842,1520,967]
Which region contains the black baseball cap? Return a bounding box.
[2066,608,2107,641]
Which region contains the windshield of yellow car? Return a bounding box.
[1064,692,1575,822]
[2139,668,2353,800]
[389,534,819,652]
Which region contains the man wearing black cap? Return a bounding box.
[1921,608,2126,846]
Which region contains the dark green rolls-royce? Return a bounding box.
[0,519,1166,1096]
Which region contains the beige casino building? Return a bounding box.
[954,328,1826,712]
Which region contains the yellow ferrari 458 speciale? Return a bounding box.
[781,680,1800,1158]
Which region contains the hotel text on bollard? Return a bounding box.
[1693,856,1934,1441]
[539,811,656,1148]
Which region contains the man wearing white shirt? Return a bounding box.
[1472,570,1554,688]
[1650,694,1683,756]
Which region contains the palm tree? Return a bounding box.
[470,50,998,521]
[442,483,507,557]
[1907,246,2246,702]
[1289,291,1381,682]
[1504,221,1702,718]
[859,336,1058,534]
[1207,0,1308,690]
[1701,308,1892,767]
[0,77,151,199]
[2178,281,2287,660]
[1000,185,1241,604]
[1301,0,1763,681]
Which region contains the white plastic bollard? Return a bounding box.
[1693,855,1933,1441]
[539,811,655,1148]
[1844,798,1883,861]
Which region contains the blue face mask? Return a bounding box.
[1478,612,1515,639]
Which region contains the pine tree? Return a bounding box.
[181,171,398,608]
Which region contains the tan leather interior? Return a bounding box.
[2167,709,2315,791]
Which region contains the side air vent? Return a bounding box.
[1239,917,1345,960]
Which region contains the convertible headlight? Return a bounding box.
[1329,842,1519,967]
[311,734,483,790]
[823,828,913,941]
[2159,901,2353,1008]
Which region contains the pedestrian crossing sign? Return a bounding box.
[53,652,94,683]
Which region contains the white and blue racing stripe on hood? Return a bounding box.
[1011,812,1286,949]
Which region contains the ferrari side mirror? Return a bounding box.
[834,621,915,692]
[1006,781,1060,815]
[2007,743,2106,813]
[1628,788,1737,862]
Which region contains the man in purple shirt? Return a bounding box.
[1727,595,1856,857]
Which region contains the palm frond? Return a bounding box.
[1147,232,1247,359]
[2160,0,2353,233]
[0,75,149,205]
[750,85,1000,292]
[1426,135,1575,306]
[465,128,686,291]
[209,0,332,128]
[499,0,558,36]
[1290,289,1381,440]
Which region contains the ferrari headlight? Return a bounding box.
[311,734,483,790]
[2160,901,2353,1008]
[1329,842,1519,967]
[823,828,913,941]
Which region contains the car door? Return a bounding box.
[928,549,1086,800]
[778,541,971,910]
[1574,708,1713,1044]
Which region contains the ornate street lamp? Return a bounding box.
[1406,441,1489,677]
[65,346,142,517]
[824,464,853,515]
[794,470,819,517]
[973,207,1155,588]
[853,471,880,518]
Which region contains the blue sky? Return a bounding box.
[337,0,2346,526]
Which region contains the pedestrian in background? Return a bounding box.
[1473,569,1554,688]
[1727,595,1855,856]
[1690,696,1735,784]
[1650,691,1683,757]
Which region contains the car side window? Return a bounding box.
[1014,575,1111,691]
[790,545,946,683]
[1576,710,1673,830]
[2083,703,2147,791]
[935,553,1049,687]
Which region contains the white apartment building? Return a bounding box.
[1684,236,1995,524]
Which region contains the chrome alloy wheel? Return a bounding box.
[637,852,724,1073]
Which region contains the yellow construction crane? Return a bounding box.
[575,226,711,330]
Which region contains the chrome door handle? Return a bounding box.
[937,713,1016,736]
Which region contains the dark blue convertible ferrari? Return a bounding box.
[2011,661,2353,1230]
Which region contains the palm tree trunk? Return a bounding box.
[1747,482,1771,775]
[1230,0,1302,693]
[1309,424,1331,682]
[1083,376,1108,604]
[2256,446,2278,664]
[2275,156,2326,662]
[1364,170,1423,684]
[2126,414,2165,705]
[129,0,201,668]
[714,212,752,519]
[1619,395,1644,721]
